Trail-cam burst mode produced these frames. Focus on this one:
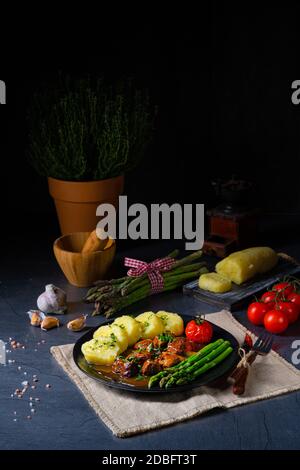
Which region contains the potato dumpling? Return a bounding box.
[135,311,164,339]
[93,323,129,352]
[113,315,142,346]
[216,247,278,285]
[81,337,121,365]
[156,311,184,336]
[199,272,232,293]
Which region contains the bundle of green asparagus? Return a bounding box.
[148,339,233,389]
[85,249,207,318]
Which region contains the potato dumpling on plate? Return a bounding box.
[93,323,129,352]
[113,315,142,346]
[135,311,164,339]
[81,337,121,365]
[156,311,184,336]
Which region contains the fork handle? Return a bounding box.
[232,352,258,395]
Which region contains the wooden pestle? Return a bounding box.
[81,229,107,253]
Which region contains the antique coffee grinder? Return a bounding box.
[203,178,259,258]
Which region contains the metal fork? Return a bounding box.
[230,333,274,395]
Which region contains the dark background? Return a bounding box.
[1,5,300,249]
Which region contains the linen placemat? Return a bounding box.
[51,310,300,437]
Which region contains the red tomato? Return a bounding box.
[272,282,295,298]
[264,310,289,334]
[287,292,300,308]
[261,291,277,306]
[247,302,270,325]
[277,301,299,324]
[265,302,276,311]
[185,317,213,343]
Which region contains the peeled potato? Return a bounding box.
[199,272,232,293]
[156,311,184,336]
[114,315,142,346]
[135,311,164,339]
[93,324,129,352]
[81,337,121,365]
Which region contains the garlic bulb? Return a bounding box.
[37,284,67,314]
[41,316,60,331]
[67,314,87,332]
[28,310,45,327]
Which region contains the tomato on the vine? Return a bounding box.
[247,302,270,325]
[264,310,289,334]
[185,317,213,343]
[277,301,299,324]
[261,291,277,307]
[287,292,300,308]
[272,282,295,298]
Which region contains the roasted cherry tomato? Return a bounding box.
[264,310,289,334]
[277,301,300,324]
[247,302,270,326]
[287,292,300,309]
[272,282,295,298]
[185,317,213,344]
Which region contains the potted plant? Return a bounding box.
[28,78,155,235]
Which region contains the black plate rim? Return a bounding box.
[73,314,240,394]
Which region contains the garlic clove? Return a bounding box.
[67,314,88,332]
[40,316,60,331]
[27,310,45,327]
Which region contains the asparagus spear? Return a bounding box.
[93,276,128,287]
[172,250,203,268]
[164,341,230,388]
[175,347,233,386]
[148,339,224,388]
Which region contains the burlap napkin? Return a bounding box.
[51,310,300,437]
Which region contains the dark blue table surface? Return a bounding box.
[1,240,300,450]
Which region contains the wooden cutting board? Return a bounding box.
[183,259,300,309]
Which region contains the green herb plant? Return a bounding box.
[28,77,155,181]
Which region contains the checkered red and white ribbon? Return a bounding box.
[124,256,175,293]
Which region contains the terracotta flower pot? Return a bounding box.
[48,175,124,235]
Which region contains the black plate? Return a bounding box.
[73,314,240,393]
